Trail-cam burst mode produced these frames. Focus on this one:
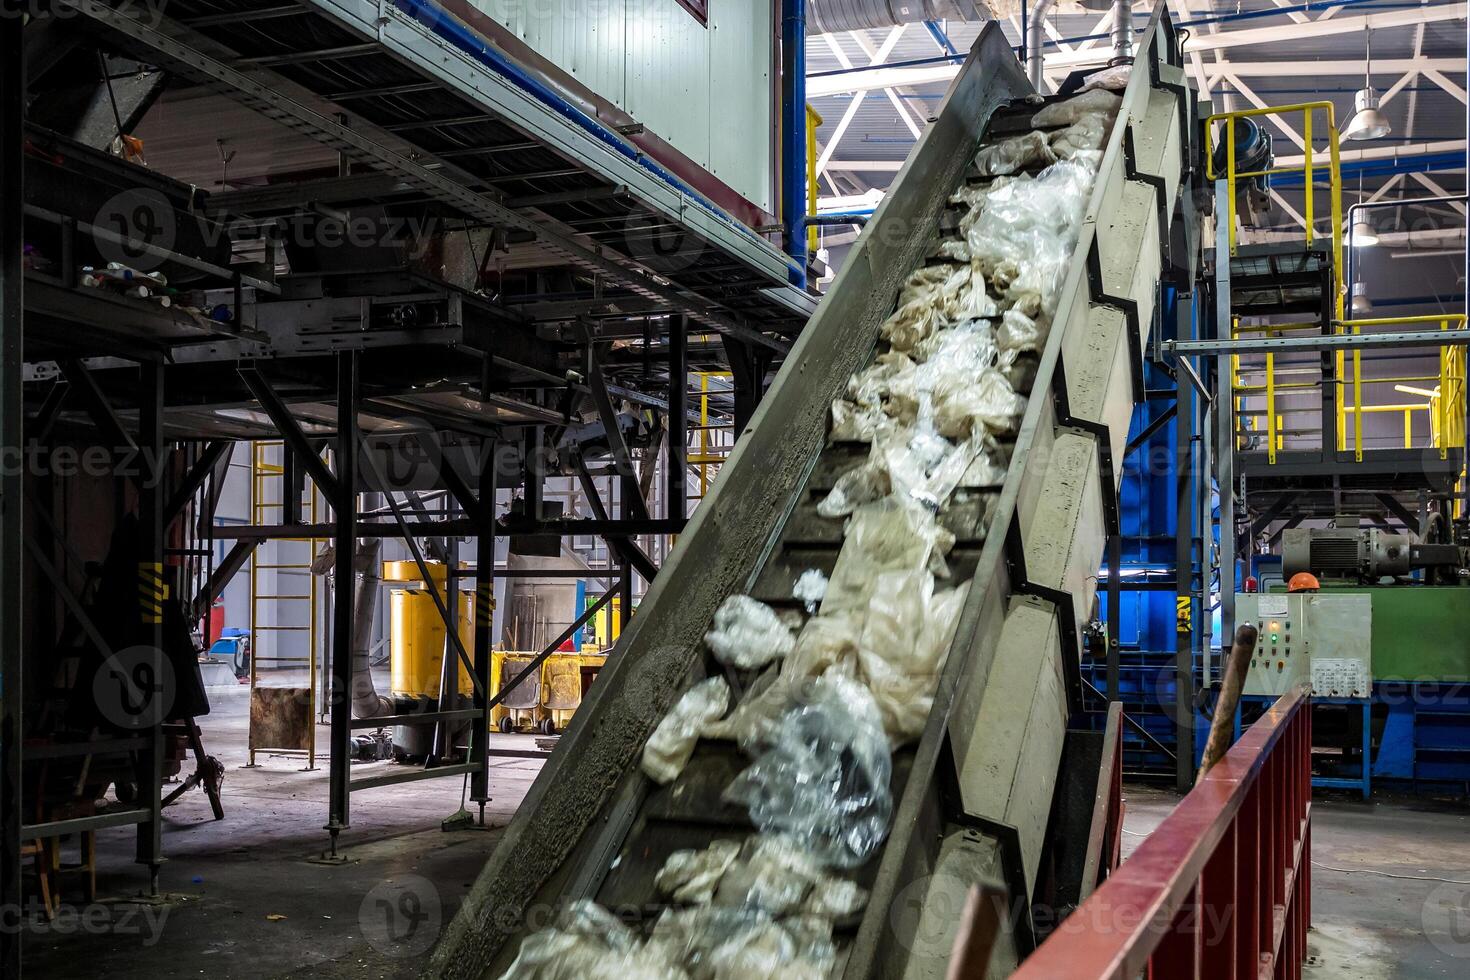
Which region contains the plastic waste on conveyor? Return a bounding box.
[431,10,1197,979]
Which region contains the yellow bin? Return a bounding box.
[384,561,474,699]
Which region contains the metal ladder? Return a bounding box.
[247,441,322,769]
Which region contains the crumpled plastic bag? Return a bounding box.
[823,499,954,614]
[500,901,686,980]
[880,296,944,351]
[704,596,796,670]
[998,308,1046,355]
[1080,63,1132,93]
[1033,89,1122,127]
[1050,113,1109,159]
[650,906,836,980]
[642,676,732,784]
[964,156,1100,317]
[961,438,1009,486]
[655,839,742,904]
[817,459,892,518]
[704,608,866,752]
[855,581,971,743]
[974,130,1057,177]
[713,835,869,919]
[792,569,828,611]
[933,367,1027,439]
[830,398,886,442]
[723,671,893,869]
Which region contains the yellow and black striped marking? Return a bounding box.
[139,562,170,625]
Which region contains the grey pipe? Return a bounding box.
[806,0,985,34]
[349,536,391,719]
[1111,0,1134,63]
[1027,0,1056,90]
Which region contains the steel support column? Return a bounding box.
[780,0,808,287]
[667,315,688,523]
[470,441,497,820]
[1175,300,1197,793]
[0,14,25,974]
[326,351,358,853]
[135,361,166,891]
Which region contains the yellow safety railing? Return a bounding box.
[1212,103,1466,502]
[690,370,734,500]
[806,106,824,253]
[1231,316,1467,464]
[1206,102,1345,324]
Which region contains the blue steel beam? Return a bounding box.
[782,0,808,287]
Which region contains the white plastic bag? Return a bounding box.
[1050,113,1109,158]
[933,368,1027,439]
[792,569,829,611]
[499,901,686,980]
[655,839,742,904]
[723,671,893,869]
[817,460,892,518]
[997,308,1046,355]
[1033,89,1122,127]
[704,596,796,670]
[974,130,1057,177]
[642,676,732,784]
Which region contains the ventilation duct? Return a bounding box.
[806,0,987,34]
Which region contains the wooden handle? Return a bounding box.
[1196,624,1259,784]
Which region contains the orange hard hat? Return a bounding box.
[1287,572,1321,593]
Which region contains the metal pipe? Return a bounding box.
[349,523,392,719]
[782,0,809,287]
[1111,0,1134,63]
[1027,0,1056,90]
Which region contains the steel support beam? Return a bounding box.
[470,441,497,819]
[326,351,358,852]
[238,368,342,501]
[1168,329,1470,356]
[134,360,166,892]
[666,315,688,523]
[0,16,24,974]
[58,358,138,458]
[584,347,651,522]
[164,441,231,525]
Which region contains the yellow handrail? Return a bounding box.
[1205,101,1344,326]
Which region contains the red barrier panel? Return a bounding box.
[1011,685,1313,980]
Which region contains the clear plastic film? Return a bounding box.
[823,499,954,614]
[997,308,1046,355]
[963,156,1101,318]
[1032,89,1122,127]
[722,670,893,869]
[655,839,742,904]
[974,130,1057,177]
[499,901,686,980]
[704,595,796,670]
[641,676,732,785]
[1079,64,1132,93]
[1049,113,1109,159]
[792,569,829,612]
[649,906,837,980]
[817,458,892,518]
[714,835,869,919]
[933,367,1028,440]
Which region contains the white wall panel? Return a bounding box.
[465,0,772,213]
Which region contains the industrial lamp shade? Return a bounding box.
[1342,87,1391,141]
[1350,215,1379,247]
[1349,281,1372,315]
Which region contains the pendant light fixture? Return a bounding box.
[1343,27,1391,141]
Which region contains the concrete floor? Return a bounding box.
[18,696,1470,978]
[22,685,544,979]
[1123,786,1470,979]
